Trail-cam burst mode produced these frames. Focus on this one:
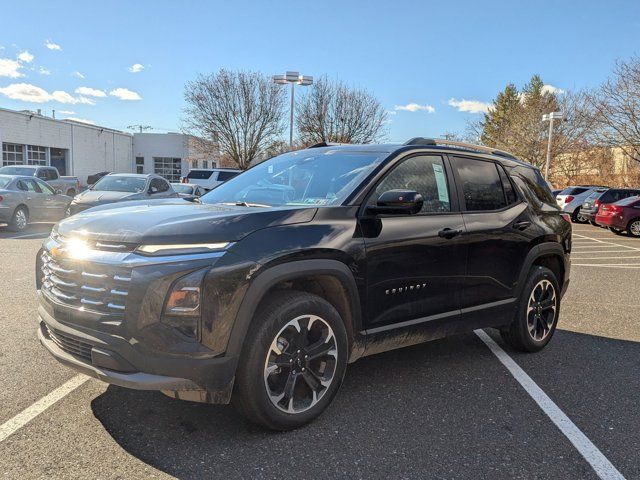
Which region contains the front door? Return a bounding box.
[33,178,68,221]
[360,154,466,330]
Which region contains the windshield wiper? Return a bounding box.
[220,201,270,208]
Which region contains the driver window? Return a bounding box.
[372,155,451,213]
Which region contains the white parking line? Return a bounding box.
[475,330,626,480]
[0,375,89,443]
[571,255,640,260]
[572,264,640,268]
[571,250,634,254]
[1,232,49,239]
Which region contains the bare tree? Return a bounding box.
[588,57,640,162]
[296,77,387,144]
[183,70,286,169]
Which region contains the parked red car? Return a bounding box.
[595,196,640,237]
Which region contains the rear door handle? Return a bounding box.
[513,220,531,230]
[438,228,463,239]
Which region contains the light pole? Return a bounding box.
[273,71,313,147]
[542,111,564,180]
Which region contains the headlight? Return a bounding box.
[161,268,208,338]
[136,242,230,256]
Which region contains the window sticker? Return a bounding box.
[432,163,449,202]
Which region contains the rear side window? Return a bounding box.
[497,165,518,205]
[453,157,507,211]
[514,167,556,206]
[217,171,240,182]
[187,170,214,180]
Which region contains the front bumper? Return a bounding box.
[38,300,237,399]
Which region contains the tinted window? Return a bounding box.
[187,170,214,179]
[616,195,640,206]
[454,157,506,211]
[514,166,556,206]
[587,190,606,200]
[497,165,518,205]
[372,155,451,213]
[150,178,170,193]
[93,176,146,193]
[217,171,240,182]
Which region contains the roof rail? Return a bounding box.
[403,137,517,159]
[308,141,348,148]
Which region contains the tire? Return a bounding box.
[589,221,598,226]
[626,218,640,238]
[8,206,29,232]
[501,266,560,353]
[571,208,588,224]
[610,227,624,235]
[233,290,348,430]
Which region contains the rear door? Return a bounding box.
[451,156,533,327]
[361,154,466,330]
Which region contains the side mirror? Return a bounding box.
[367,189,423,215]
[55,189,63,195]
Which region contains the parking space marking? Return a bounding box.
[0,232,50,239]
[572,264,640,268]
[571,250,636,254]
[570,255,640,260]
[475,330,626,480]
[0,375,89,443]
[573,234,640,252]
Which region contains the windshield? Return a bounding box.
[0,166,35,176]
[0,177,12,188]
[172,184,194,194]
[201,150,386,207]
[92,176,146,193]
[187,170,214,179]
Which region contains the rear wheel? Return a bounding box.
[233,290,348,430]
[501,266,560,352]
[627,218,640,238]
[8,206,28,232]
[572,208,588,224]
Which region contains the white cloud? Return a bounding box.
[394,103,435,113]
[0,58,24,78]
[128,63,144,73]
[109,87,141,101]
[448,98,491,114]
[542,84,565,95]
[78,96,96,105]
[18,51,34,63]
[38,66,51,75]
[0,82,93,104]
[75,86,106,97]
[72,71,85,79]
[59,110,75,115]
[45,40,62,51]
[64,117,96,125]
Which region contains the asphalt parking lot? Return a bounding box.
[0,223,638,479]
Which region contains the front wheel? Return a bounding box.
[501,266,560,352]
[233,290,348,430]
[627,218,640,238]
[572,208,588,224]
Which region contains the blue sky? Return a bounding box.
[1,0,638,142]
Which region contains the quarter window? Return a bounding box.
[454,157,507,211]
[372,155,451,213]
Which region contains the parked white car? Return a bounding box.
[555,185,607,223]
[182,168,240,190]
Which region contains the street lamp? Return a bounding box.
[273,71,313,147]
[542,111,564,180]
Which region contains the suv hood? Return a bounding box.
[56,201,317,245]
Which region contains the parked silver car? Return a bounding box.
[0,175,72,231]
[555,185,607,223]
[67,173,178,215]
[0,165,80,196]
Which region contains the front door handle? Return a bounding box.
[438,228,463,239]
[513,220,531,230]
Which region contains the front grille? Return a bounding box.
[41,250,131,314]
[46,325,93,362]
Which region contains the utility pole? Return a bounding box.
[127,124,152,133]
[273,71,313,147]
[542,112,564,180]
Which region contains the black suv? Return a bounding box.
[36,138,571,430]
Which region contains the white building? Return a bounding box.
[0,107,219,185]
